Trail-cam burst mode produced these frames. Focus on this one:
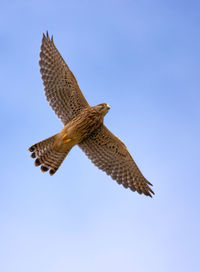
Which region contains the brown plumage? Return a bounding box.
[28,32,154,197]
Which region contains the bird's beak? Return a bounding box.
[107,104,110,110]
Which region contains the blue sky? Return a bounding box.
[0,0,200,271]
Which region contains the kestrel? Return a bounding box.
[28,32,154,197]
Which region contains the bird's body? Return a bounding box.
[28,32,154,197]
[53,104,109,153]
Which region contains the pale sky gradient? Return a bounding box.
[0,1,200,271]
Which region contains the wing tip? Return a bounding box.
[128,179,155,198]
[145,187,155,198]
[145,190,154,198]
[42,31,54,43]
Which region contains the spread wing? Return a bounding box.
[79,125,154,197]
[39,32,89,125]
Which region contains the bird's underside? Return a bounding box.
[28,31,154,197]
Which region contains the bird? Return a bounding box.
[28,32,154,197]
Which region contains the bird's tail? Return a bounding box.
[28,134,70,175]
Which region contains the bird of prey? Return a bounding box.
[28,32,154,197]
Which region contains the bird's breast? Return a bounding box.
[59,109,103,146]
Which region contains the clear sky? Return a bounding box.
[0,0,200,271]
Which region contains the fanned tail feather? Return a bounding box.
[28,135,68,175]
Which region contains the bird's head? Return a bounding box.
[95,103,110,116]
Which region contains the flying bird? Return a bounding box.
[28,32,154,197]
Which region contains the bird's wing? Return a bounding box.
[39,32,89,125]
[79,125,154,197]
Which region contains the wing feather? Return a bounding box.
[79,125,154,197]
[39,32,89,125]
